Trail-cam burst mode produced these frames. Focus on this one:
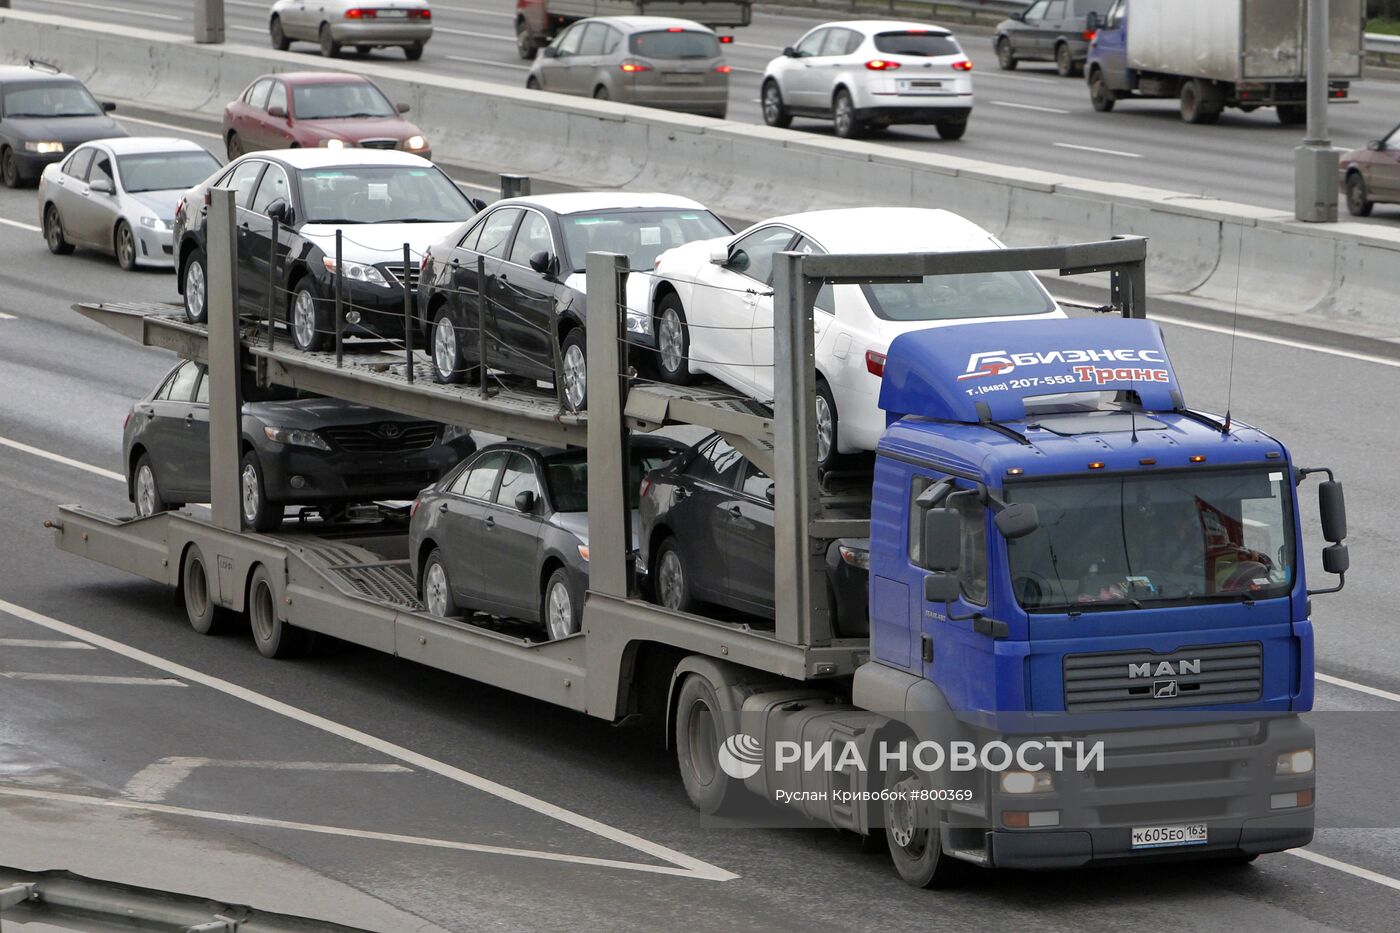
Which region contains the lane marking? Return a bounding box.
[0,598,737,882]
[444,54,531,71]
[992,100,1071,115]
[229,25,265,35]
[39,0,182,20]
[0,436,125,483]
[0,312,16,320]
[731,66,765,76]
[0,784,719,879]
[1149,313,1400,371]
[1317,672,1400,704]
[430,3,514,16]
[114,114,222,141]
[1053,142,1142,158]
[0,638,95,650]
[1289,848,1400,893]
[124,756,412,801]
[449,177,498,193]
[0,217,41,233]
[436,27,514,41]
[0,672,185,687]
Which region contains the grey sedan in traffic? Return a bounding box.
[39,137,221,270]
[526,16,730,119]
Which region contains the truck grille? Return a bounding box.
[1063,643,1262,711]
[322,422,439,453]
[382,262,417,290]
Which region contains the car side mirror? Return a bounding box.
[1368,139,1384,151]
[268,105,288,119]
[265,198,292,225]
[919,508,961,573]
[727,249,751,273]
[782,46,797,57]
[1318,480,1346,543]
[765,483,775,505]
[396,102,411,114]
[529,250,553,274]
[924,572,961,603]
[994,501,1040,540]
[708,243,730,265]
[1011,12,1025,22]
[515,490,537,513]
[543,46,560,59]
[469,197,488,212]
[1086,11,1100,30]
[102,101,117,112]
[89,177,114,195]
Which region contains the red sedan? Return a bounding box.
[222,72,430,161]
[1340,123,1400,217]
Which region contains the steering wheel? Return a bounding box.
[1219,560,1269,593]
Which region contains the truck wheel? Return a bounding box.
[653,538,695,613]
[248,563,313,658]
[832,88,864,139]
[240,451,283,533]
[1055,43,1080,78]
[654,293,695,385]
[421,549,461,618]
[182,544,237,636]
[516,19,537,60]
[884,766,967,888]
[132,453,173,517]
[1089,69,1116,112]
[995,37,1017,70]
[674,672,748,815]
[1276,105,1306,126]
[761,80,792,128]
[1346,172,1374,217]
[1180,80,1220,124]
[183,248,208,324]
[542,567,579,640]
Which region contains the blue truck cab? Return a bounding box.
[856,316,1345,875]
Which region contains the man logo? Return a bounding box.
[1154,680,1179,699]
[717,733,763,780]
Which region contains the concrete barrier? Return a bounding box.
[4,9,1400,342]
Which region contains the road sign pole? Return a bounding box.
[1295,0,1338,222]
[194,0,225,44]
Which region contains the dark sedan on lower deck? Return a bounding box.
[124,360,476,531]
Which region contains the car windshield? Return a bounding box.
[297,166,475,224]
[545,445,684,512]
[629,30,721,59]
[873,32,961,57]
[118,151,221,194]
[861,270,1056,321]
[2,82,103,117]
[1005,468,1296,612]
[558,209,730,272]
[291,82,396,119]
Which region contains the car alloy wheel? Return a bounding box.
[241,461,261,526]
[561,336,587,412]
[44,204,73,254]
[516,21,535,60]
[1346,174,1373,217]
[184,256,206,322]
[320,24,340,58]
[833,90,861,138]
[815,392,834,465]
[996,37,1016,70]
[545,574,575,641]
[271,17,289,51]
[762,82,790,128]
[434,314,458,380]
[1,148,18,188]
[135,463,158,517]
[1055,43,1076,77]
[658,306,685,376]
[116,221,137,271]
[658,547,686,611]
[293,289,317,349]
[424,559,450,617]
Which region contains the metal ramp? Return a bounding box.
[281,537,423,612]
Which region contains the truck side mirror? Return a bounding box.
[924,573,961,603]
[994,501,1039,540]
[1322,543,1349,576]
[919,508,961,572]
[514,490,537,513]
[1318,480,1346,542]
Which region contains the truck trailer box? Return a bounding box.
[1125,0,1363,82]
[546,0,752,28]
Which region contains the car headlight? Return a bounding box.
[322,257,390,287]
[577,544,590,562]
[1276,748,1314,775]
[405,135,428,151]
[1000,770,1054,795]
[263,426,331,450]
[441,423,471,443]
[139,216,171,230]
[24,141,64,154]
[320,138,349,149]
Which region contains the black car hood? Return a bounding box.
[243,397,432,429]
[5,114,125,145]
[548,509,641,546]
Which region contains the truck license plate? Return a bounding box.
[1131,823,1208,849]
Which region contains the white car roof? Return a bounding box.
[814,20,954,36]
[589,16,710,32]
[756,208,999,253]
[502,192,711,215]
[86,136,209,155]
[262,148,434,170]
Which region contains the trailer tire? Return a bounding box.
[674,672,748,815]
[884,763,967,888]
[248,563,313,659]
[182,544,237,636]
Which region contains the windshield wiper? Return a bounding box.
[307,218,365,225]
[388,217,450,223]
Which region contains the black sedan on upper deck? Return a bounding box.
[0,62,124,188]
[125,360,476,532]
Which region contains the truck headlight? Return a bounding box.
[320,138,349,149]
[1000,770,1054,794]
[322,257,390,287]
[263,426,331,450]
[405,135,428,151]
[24,141,64,154]
[1276,748,1314,775]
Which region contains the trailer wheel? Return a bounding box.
[884,765,967,888]
[248,563,313,659]
[674,672,747,815]
[182,544,237,636]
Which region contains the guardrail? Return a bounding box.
[1365,30,1400,64]
[763,0,1023,22]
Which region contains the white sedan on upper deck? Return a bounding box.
[641,208,1064,469]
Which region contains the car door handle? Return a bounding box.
[184,412,195,425]
[438,502,449,513]
[727,505,742,518]
[143,409,155,419]
[484,515,496,529]
[673,487,688,500]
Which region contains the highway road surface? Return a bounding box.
[3,104,1400,929]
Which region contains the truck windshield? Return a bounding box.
[1005,467,1295,611]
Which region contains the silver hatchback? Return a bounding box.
[526,16,729,119]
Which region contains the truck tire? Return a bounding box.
[654,293,696,385]
[1089,69,1116,112]
[1180,80,1220,124]
[248,563,313,659]
[995,37,1017,70]
[1276,105,1306,126]
[1346,172,1374,217]
[182,544,238,636]
[516,19,537,60]
[674,672,749,815]
[884,763,968,888]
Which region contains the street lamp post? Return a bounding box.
[1295,0,1338,222]
[195,0,225,44]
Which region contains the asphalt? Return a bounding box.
[4,82,1400,933]
[11,0,1400,219]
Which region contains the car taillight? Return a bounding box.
[866,59,900,71]
[411,9,431,19]
[714,64,732,74]
[345,8,375,18]
[410,498,420,517]
[639,477,652,498]
[865,350,886,376]
[1082,29,1097,42]
[620,60,652,73]
[719,35,733,44]
[951,59,973,71]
